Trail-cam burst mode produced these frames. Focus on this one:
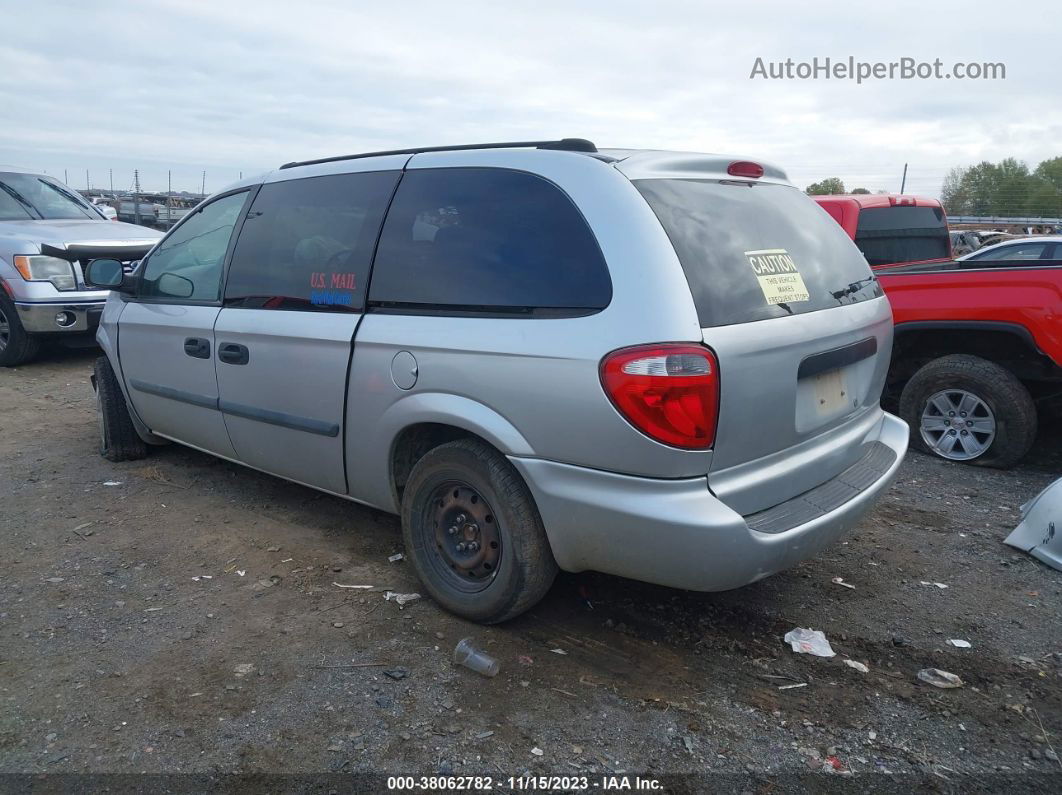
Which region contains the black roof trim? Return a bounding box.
[278,138,597,170]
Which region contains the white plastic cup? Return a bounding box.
[453,637,500,677]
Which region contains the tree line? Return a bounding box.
[803,156,1062,218]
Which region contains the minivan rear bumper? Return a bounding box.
[510,411,907,592]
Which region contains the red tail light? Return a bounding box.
[600,344,720,449]
[727,161,764,179]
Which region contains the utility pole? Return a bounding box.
[167,170,173,226]
[64,169,68,185]
[133,169,141,226]
[201,171,206,197]
[900,163,908,194]
[86,169,90,192]
[109,168,114,194]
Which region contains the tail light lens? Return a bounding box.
[600,344,720,449]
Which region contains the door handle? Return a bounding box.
[217,342,249,365]
[183,337,211,359]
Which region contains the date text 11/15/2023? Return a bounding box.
[386,775,663,790]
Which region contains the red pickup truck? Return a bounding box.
[877,260,1061,467]
[813,194,952,268]
[813,194,1060,467]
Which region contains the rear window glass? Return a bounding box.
[854,206,950,266]
[224,171,399,312]
[369,168,611,312]
[635,180,881,327]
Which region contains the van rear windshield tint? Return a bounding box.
[635,180,881,327]
[854,206,949,266]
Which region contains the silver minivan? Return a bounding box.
[86,139,907,623]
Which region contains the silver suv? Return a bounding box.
[86,139,907,623]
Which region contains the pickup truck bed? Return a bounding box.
[876,259,1062,467]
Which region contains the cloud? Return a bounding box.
[1,0,1056,195]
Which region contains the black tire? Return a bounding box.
[0,292,41,367]
[899,354,1037,469]
[94,356,148,462]
[401,438,557,623]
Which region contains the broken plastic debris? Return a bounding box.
[233,663,254,677]
[778,682,808,690]
[453,638,499,677]
[384,591,421,606]
[919,581,949,589]
[530,747,544,756]
[948,639,972,648]
[388,553,405,563]
[831,577,856,589]
[550,648,568,655]
[236,570,246,577]
[844,659,869,673]
[824,756,845,772]
[333,582,373,589]
[917,668,964,688]
[102,481,122,486]
[1004,476,1062,572]
[783,628,836,657]
[45,577,65,583]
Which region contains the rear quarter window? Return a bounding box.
[635,179,881,327]
[368,168,611,313]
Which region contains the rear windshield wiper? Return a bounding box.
[831,276,877,300]
[0,180,43,219]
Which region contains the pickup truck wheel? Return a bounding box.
[899,354,1036,468]
[94,356,148,462]
[0,293,41,367]
[401,438,557,624]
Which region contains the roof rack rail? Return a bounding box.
[278,138,597,170]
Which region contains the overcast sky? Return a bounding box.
[1,0,1056,195]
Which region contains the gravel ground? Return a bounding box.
[1,347,1060,792]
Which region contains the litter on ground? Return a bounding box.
[917,668,964,688]
[783,628,836,657]
[384,591,421,606]
[844,659,869,673]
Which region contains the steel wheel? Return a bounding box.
[424,481,502,594]
[919,389,996,461]
[0,304,9,353]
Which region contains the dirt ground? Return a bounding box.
[2,346,1060,792]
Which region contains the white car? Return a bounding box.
[957,235,1062,263]
[92,200,118,221]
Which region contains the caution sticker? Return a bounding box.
[744,248,810,305]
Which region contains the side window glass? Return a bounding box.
[224,171,399,312]
[139,192,247,301]
[369,168,611,310]
[977,243,1045,261]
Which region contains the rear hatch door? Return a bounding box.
[634,177,893,514]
